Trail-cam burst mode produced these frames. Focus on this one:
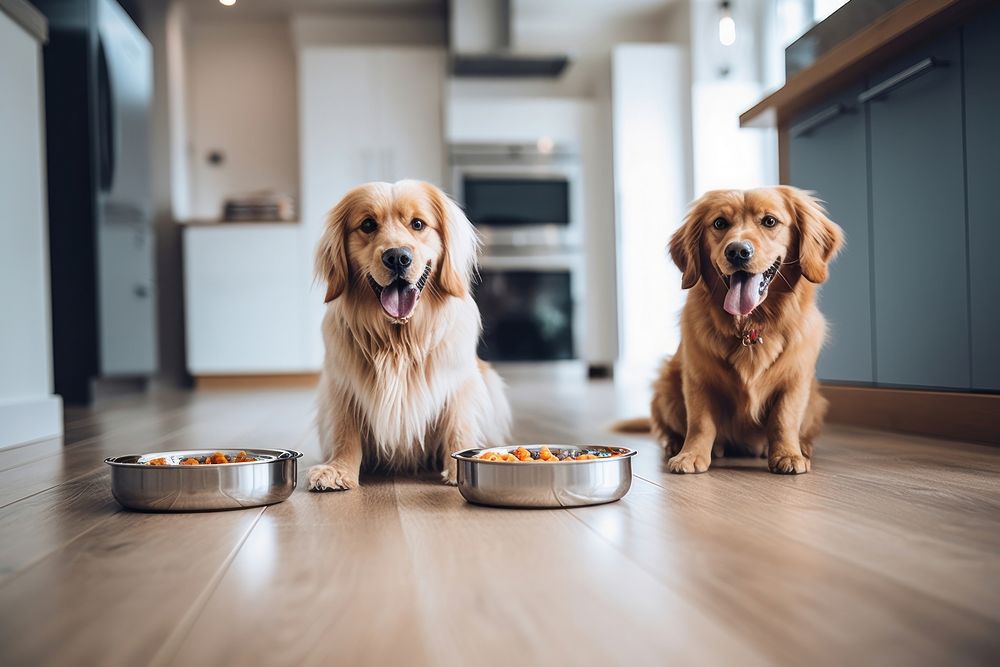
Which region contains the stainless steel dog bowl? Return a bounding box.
[105,448,302,512]
[453,445,636,508]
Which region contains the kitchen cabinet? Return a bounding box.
[98,223,157,376]
[963,7,1000,392]
[788,87,873,383]
[183,224,309,374]
[866,30,970,389]
[299,47,445,196]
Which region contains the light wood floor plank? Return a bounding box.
[0,391,314,587]
[0,507,264,666]
[391,475,765,666]
[0,376,996,666]
[160,477,432,667]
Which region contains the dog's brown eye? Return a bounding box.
[360,218,378,233]
[713,218,728,230]
[410,218,424,231]
[762,216,778,228]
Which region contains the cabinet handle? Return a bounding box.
[790,104,847,137]
[858,57,946,104]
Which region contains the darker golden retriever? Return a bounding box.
[634,186,843,474]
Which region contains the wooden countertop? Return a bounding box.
[741,0,985,128]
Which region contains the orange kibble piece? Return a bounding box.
[180,458,200,465]
[574,454,598,460]
[513,447,533,461]
[147,457,167,466]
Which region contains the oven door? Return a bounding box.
[474,253,584,362]
[454,164,582,249]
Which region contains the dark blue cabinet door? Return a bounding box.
[964,9,1000,392]
[867,30,970,389]
[789,87,873,383]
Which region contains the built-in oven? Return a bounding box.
[451,143,586,363]
[451,143,582,250]
[474,252,584,362]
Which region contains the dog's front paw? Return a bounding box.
[667,451,710,474]
[308,464,359,491]
[768,453,810,474]
[441,458,458,486]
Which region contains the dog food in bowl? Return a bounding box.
[106,448,302,511]
[145,450,257,466]
[454,444,636,508]
[475,445,627,462]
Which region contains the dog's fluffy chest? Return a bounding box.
[353,347,453,458]
[723,333,790,426]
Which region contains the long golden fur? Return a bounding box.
[649,186,843,474]
[308,180,511,490]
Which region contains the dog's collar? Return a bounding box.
[738,326,764,347]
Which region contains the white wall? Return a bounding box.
[687,0,775,190]
[0,10,62,448]
[185,19,300,220]
[612,44,690,379]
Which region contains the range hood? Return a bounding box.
[450,0,569,78]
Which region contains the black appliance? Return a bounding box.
[34,0,156,403]
[462,177,570,227]
[475,269,575,362]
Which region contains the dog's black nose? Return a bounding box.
[382,247,413,273]
[725,241,754,266]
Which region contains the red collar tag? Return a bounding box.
[740,328,763,347]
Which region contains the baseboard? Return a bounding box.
[194,373,320,391]
[0,395,64,450]
[821,384,1000,446]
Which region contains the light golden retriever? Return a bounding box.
[625,186,843,474]
[308,180,511,491]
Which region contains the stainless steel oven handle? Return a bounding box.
[858,57,946,104]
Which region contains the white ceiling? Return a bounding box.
[179,0,674,21]
[179,0,446,19]
[516,0,677,21]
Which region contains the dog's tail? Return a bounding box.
[609,417,652,433]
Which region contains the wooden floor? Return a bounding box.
[0,373,998,666]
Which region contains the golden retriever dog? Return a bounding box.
[640,186,843,474]
[308,180,511,491]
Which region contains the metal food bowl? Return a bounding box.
[453,445,636,508]
[105,448,302,512]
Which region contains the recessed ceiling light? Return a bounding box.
[220,0,236,7]
[719,1,736,46]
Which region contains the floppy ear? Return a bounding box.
[315,196,352,303]
[423,183,480,298]
[782,186,844,284]
[669,202,705,289]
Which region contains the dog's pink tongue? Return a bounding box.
[724,272,764,316]
[380,282,419,320]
